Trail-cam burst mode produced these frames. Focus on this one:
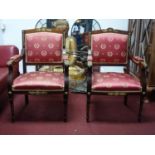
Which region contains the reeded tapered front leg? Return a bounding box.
[138,94,144,122]
[64,93,68,122]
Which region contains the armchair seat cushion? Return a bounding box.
[0,68,8,93]
[92,72,142,91]
[12,71,64,90]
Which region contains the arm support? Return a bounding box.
[7,53,23,91]
[129,55,147,92]
[87,55,92,93]
[63,55,69,92]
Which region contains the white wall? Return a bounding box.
[0,20,4,44]
[0,19,128,73]
[98,19,128,30]
[1,19,128,48]
[1,19,38,49]
[68,19,128,35]
[1,19,38,72]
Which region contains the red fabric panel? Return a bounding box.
[91,33,128,64]
[25,32,63,63]
[92,72,142,91]
[13,71,64,90]
[0,68,8,93]
[0,45,19,67]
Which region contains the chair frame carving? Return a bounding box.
[7,28,69,122]
[86,28,147,122]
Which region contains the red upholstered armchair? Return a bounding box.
[86,28,146,122]
[0,45,19,96]
[7,29,69,122]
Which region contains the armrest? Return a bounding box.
[7,54,23,66]
[129,55,147,92]
[7,54,23,91]
[129,55,147,69]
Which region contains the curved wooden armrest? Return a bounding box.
[7,54,22,91]
[7,54,23,66]
[130,55,147,69]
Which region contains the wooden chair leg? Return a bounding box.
[124,95,128,106]
[64,93,68,122]
[25,94,29,105]
[87,94,90,122]
[138,94,144,122]
[8,93,15,122]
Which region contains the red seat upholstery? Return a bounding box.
[13,71,64,90]
[92,72,141,91]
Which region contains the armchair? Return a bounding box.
[7,28,69,122]
[0,45,19,96]
[86,28,146,122]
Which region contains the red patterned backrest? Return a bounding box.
[91,32,128,64]
[25,32,63,63]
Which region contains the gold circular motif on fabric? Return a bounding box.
[107,51,113,57]
[100,43,107,49]
[55,51,61,56]
[27,50,33,56]
[48,43,54,49]
[114,43,120,50]
[121,51,126,57]
[34,43,40,49]
[93,51,99,57]
[41,50,48,56]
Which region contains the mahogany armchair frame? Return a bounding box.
[7,28,69,122]
[86,28,147,122]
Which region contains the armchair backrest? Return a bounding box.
[91,29,129,65]
[23,29,63,64]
